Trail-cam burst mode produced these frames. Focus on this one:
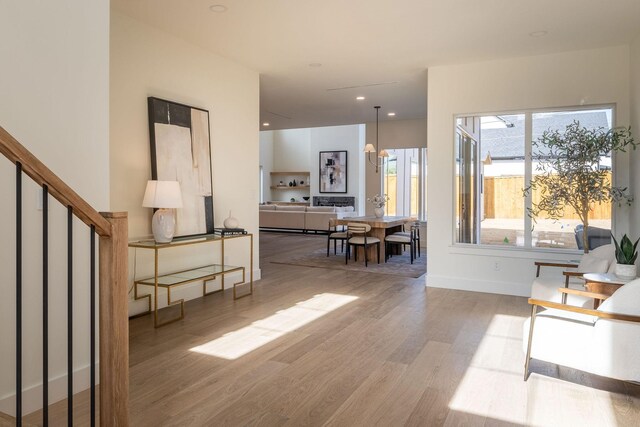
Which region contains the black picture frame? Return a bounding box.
[319,151,348,193]
[148,96,214,237]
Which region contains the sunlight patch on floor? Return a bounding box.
[447,314,529,424]
[190,293,358,360]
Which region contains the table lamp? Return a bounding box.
[142,180,183,243]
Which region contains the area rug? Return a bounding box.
[270,247,426,278]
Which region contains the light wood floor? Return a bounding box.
[19,232,640,426]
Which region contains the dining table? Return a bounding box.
[335,215,417,261]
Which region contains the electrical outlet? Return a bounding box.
[493,261,500,271]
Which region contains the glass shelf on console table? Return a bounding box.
[128,233,253,327]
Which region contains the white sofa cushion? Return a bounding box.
[577,255,609,273]
[259,204,276,210]
[277,206,306,212]
[306,206,335,212]
[597,278,640,317]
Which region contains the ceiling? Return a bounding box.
[112,0,640,130]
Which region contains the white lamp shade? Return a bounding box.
[142,180,183,208]
[364,143,376,153]
[379,149,389,158]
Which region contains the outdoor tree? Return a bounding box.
[524,121,635,253]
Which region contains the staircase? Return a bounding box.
[0,126,129,426]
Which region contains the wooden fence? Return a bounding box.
[483,174,612,220]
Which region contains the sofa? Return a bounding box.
[259,205,357,232]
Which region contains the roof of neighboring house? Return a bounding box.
[480,110,611,160]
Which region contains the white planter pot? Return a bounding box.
[374,207,384,218]
[615,263,637,279]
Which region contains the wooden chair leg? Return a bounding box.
[334,239,337,255]
[377,242,380,264]
[345,243,349,264]
[327,238,330,257]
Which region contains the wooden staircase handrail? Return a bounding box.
[0,126,112,237]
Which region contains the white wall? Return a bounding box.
[364,118,427,215]
[0,0,110,415]
[262,125,364,207]
[630,35,640,239]
[110,12,259,317]
[427,46,632,297]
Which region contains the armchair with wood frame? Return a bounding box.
[531,243,616,307]
[523,279,640,383]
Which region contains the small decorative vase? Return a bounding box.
[374,207,384,218]
[615,263,637,279]
[223,210,239,229]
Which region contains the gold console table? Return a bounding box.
[129,233,253,327]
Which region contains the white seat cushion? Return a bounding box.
[597,278,640,317]
[349,236,380,245]
[385,235,411,243]
[329,232,348,239]
[531,276,591,307]
[577,253,609,273]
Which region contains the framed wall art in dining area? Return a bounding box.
[148,96,214,237]
[319,150,348,193]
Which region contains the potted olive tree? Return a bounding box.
[524,121,635,253]
[611,234,639,278]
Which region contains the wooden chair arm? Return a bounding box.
[557,287,610,301]
[528,298,640,323]
[562,271,584,278]
[534,261,579,269]
[534,261,578,277]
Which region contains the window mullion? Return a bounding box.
[524,112,533,248]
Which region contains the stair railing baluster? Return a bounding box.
[43,185,49,426]
[16,162,22,427]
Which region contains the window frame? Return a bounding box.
[451,103,617,253]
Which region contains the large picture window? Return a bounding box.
[454,107,614,250]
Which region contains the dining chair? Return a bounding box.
[384,229,414,264]
[345,223,380,267]
[327,218,348,256]
[390,221,420,257]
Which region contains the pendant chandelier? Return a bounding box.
[363,106,389,173]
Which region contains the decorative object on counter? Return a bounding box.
[612,233,639,278]
[142,180,183,243]
[293,179,297,186]
[289,181,293,186]
[290,197,296,202]
[320,150,348,193]
[279,180,284,186]
[363,106,389,173]
[368,193,389,218]
[148,97,214,237]
[214,227,247,236]
[302,196,310,201]
[223,210,239,228]
[300,180,304,185]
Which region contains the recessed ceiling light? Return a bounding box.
[209,4,227,13]
[262,122,270,127]
[309,62,322,68]
[356,96,365,101]
[529,30,548,38]
[387,112,396,117]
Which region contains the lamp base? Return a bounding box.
[152,208,176,243]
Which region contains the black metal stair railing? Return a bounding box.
[14,164,98,427]
[3,125,128,427]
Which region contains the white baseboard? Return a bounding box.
[426,273,530,297]
[0,363,98,417]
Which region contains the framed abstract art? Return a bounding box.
[319,150,347,193]
[148,97,214,237]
